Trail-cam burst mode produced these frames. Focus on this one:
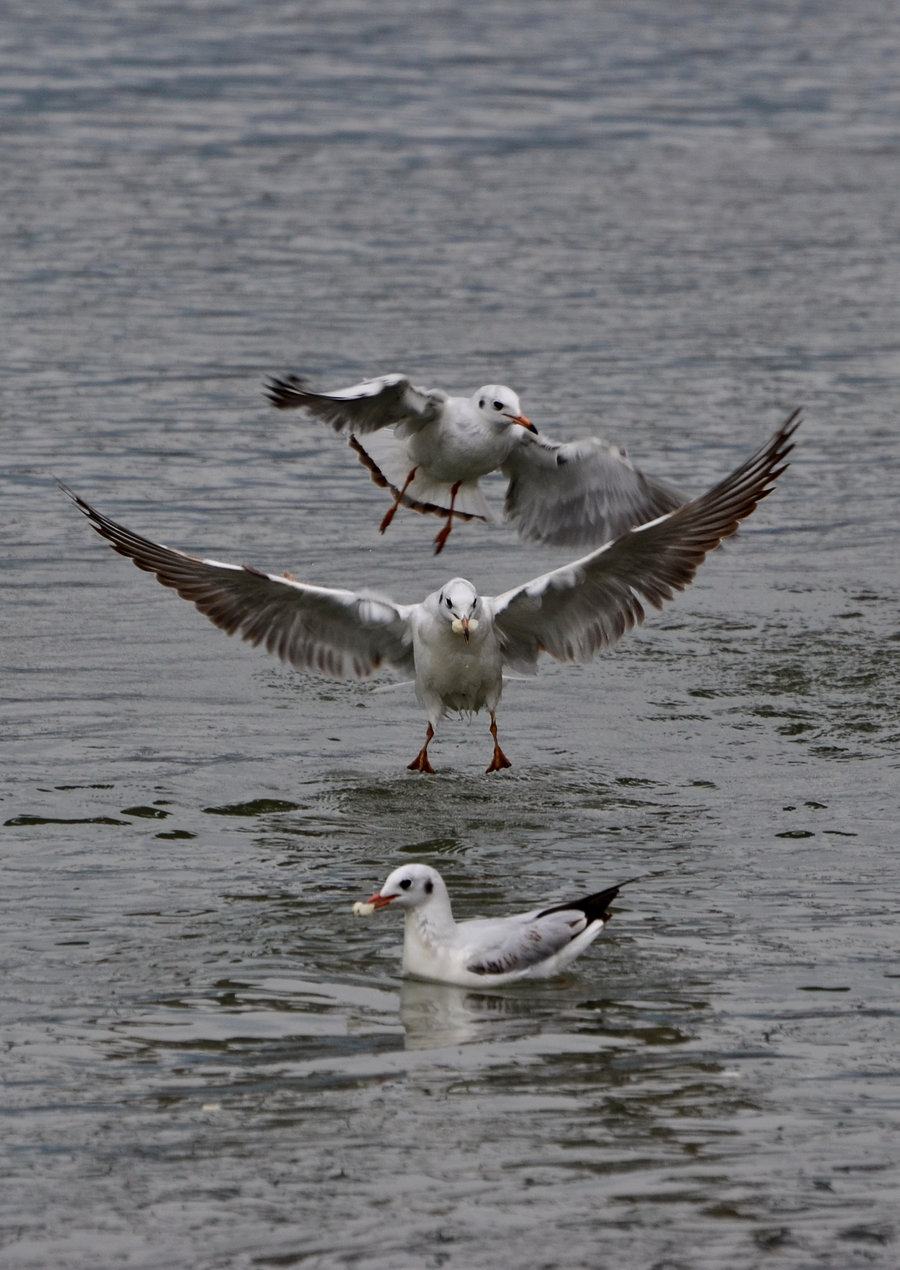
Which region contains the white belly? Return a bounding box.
[413,624,503,720]
[409,417,511,482]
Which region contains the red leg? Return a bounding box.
[407,723,436,774]
[433,481,462,555]
[380,467,418,535]
[485,711,512,773]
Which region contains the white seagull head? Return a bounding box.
[471,384,536,433]
[433,577,482,641]
[366,862,444,911]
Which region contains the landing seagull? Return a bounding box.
[59,408,799,773]
[355,863,634,986]
[265,372,684,554]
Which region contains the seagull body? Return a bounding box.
[265,372,684,553]
[60,408,799,772]
[361,863,630,986]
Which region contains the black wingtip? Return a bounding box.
[56,477,93,519]
[264,372,309,408]
[537,874,643,925]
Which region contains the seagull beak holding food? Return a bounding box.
[506,411,538,434]
[451,615,479,642]
[365,890,397,910]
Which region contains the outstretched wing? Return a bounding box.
[502,431,683,548]
[490,410,800,673]
[264,372,443,436]
[60,484,417,680]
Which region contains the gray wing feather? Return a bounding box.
[502,432,684,548]
[491,410,800,674]
[464,909,589,976]
[60,485,416,680]
[264,372,442,435]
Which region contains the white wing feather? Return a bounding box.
[264,372,443,436]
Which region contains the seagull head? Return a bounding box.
[473,384,537,434]
[366,863,445,911]
[434,578,482,642]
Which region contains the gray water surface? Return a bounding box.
[3,2,899,1268]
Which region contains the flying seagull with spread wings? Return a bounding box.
[354,863,635,986]
[60,408,799,773]
[264,372,684,554]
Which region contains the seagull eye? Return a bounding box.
[493,401,504,411]
[446,597,453,608]
[399,878,412,890]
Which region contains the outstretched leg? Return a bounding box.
[486,711,512,773]
[433,481,462,555]
[380,467,418,535]
[407,723,436,774]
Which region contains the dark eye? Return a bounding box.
[399,878,412,890]
[446,597,452,608]
[493,400,504,411]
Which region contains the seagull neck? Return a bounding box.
[405,893,456,946]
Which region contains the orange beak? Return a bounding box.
[460,617,470,643]
[506,412,538,434]
[366,891,397,909]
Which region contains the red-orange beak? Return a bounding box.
[506,412,538,434]
[366,891,397,909]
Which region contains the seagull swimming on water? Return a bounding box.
[264,372,684,554]
[355,863,634,986]
[59,408,799,773]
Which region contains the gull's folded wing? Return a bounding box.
[463,908,592,976]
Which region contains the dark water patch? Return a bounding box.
[837,1223,894,1245]
[52,783,115,791]
[4,813,130,827]
[202,798,302,817]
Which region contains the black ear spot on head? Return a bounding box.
[424,879,434,894]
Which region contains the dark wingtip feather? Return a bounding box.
[537,874,642,925]
[264,373,309,408]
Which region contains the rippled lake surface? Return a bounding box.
[3,2,899,1267]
